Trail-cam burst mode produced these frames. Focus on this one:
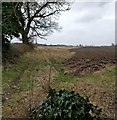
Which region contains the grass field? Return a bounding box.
[2,45,116,119]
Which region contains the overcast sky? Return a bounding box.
[12,1,115,46]
[38,1,115,46]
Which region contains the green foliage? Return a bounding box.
[2,2,23,58]
[29,89,101,120]
[2,2,23,37]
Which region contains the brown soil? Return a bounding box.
[62,46,116,76]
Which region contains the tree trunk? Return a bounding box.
[22,19,31,44]
[22,32,29,44]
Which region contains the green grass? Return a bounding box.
[53,65,116,83]
[3,49,48,88]
[49,56,65,71]
[18,78,31,91]
[77,66,116,83]
[49,56,77,82]
[54,68,77,82]
[3,57,28,84]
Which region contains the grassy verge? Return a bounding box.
[51,66,116,119]
[2,48,50,117]
[3,57,28,84]
[2,46,70,118]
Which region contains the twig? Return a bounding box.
[48,62,52,91]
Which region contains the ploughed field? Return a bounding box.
[62,46,116,76]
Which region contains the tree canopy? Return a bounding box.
[2,1,71,44]
[2,2,23,55]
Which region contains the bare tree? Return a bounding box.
[12,1,71,44]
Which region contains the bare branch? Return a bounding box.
[26,2,30,19]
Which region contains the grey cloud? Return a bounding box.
[73,3,103,23]
[40,1,115,46]
[75,12,102,23]
[98,2,109,7]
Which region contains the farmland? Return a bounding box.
[2,45,116,119]
[62,46,116,76]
